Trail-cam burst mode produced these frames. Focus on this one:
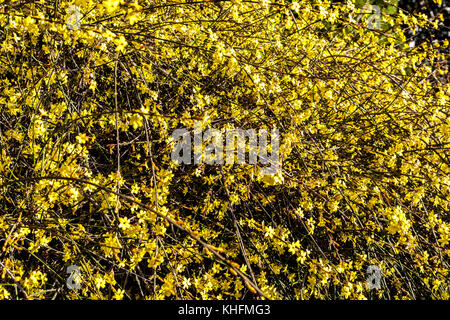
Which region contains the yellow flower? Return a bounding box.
[76,133,89,144]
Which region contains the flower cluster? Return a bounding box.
[0,0,448,299]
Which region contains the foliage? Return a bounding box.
[0,0,449,299]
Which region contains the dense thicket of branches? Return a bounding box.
[0,0,449,299]
[399,0,449,42]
